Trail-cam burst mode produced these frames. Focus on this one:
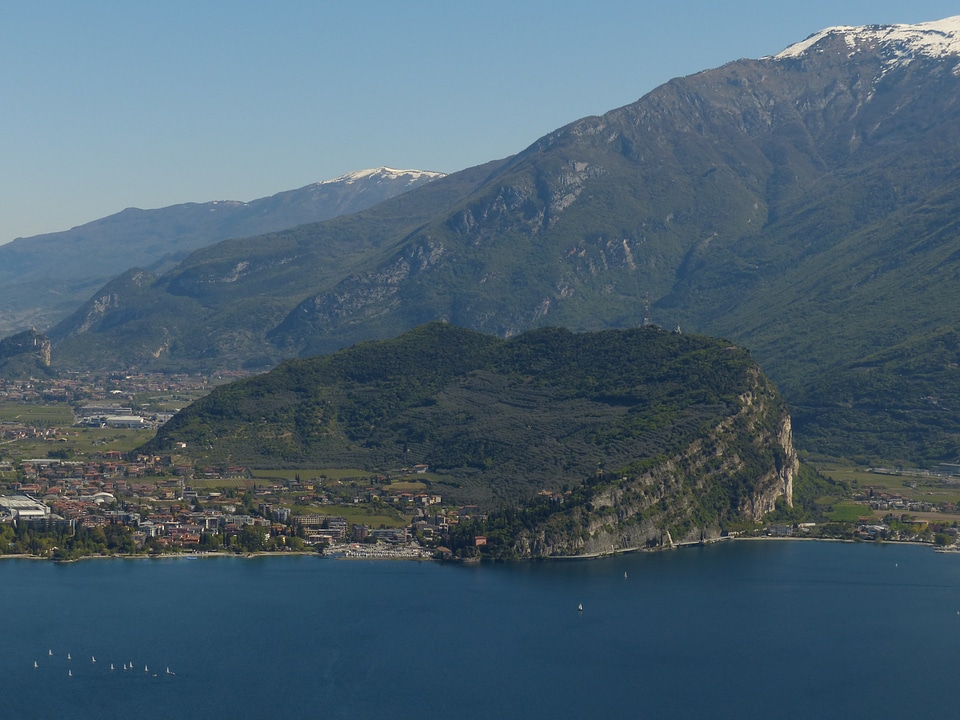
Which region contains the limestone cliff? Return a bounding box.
[509,368,797,558]
[0,328,52,376]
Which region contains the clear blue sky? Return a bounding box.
[2,0,958,244]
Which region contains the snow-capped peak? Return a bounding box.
[316,167,446,187]
[775,15,960,68]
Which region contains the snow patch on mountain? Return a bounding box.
[774,15,960,69]
[316,167,446,187]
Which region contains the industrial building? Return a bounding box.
[0,494,51,521]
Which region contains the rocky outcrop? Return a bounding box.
[0,328,52,375]
[48,269,156,344]
[511,369,797,558]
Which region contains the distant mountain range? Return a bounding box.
[20,16,960,464]
[0,167,443,335]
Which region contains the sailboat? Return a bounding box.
[68,669,72,677]
[48,649,53,656]
[34,661,38,668]
[110,663,115,671]
[67,653,71,661]
[166,667,175,675]
[91,656,96,663]
[624,571,628,579]
[578,603,583,612]
[145,665,149,673]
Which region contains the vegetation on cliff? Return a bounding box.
[142,323,796,556]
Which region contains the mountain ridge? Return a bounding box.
[0,167,444,336]
[774,15,960,66]
[28,15,960,464]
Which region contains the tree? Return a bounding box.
[238,525,267,552]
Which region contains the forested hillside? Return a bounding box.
[141,323,797,552]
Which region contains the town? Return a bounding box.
[0,456,463,561]
[2,372,960,561]
[0,370,494,560]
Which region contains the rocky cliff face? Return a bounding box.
[512,369,796,557]
[0,328,52,375]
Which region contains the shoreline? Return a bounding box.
[0,534,945,564]
[0,549,324,563]
[544,533,939,561]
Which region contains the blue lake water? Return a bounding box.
[2,540,959,719]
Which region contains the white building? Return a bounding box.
[104,415,149,428]
[0,494,51,521]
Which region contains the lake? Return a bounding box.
[2,540,958,719]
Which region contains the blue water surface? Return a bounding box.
[1,540,958,719]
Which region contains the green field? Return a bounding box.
[3,427,157,460]
[825,501,875,522]
[250,468,440,485]
[386,481,427,493]
[0,399,161,461]
[0,402,74,424]
[818,464,960,505]
[251,468,372,483]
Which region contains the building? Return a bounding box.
[0,494,69,530]
[0,494,51,522]
[104,416,149,429]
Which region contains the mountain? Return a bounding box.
[47,162,502,371]
[0,168,443,336]
[141,323,797,553]
[43,16,960,464]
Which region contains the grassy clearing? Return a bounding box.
[79,428,157,451]
[818,464,960,505]
[135,391,211,413]
[0,403,74,424]
[386,481,427,493]
[250,468,441,488]
[0,410,160,460]
[251,468,374,482]
[827,501,875,522]
[905,510,960,523]
[820,465,908,488]
[4,428,157,460]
